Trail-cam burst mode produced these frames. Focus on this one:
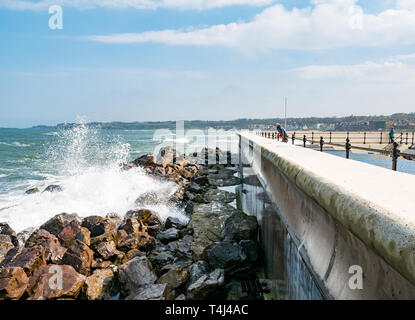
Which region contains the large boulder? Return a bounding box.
[0,223,18,247]
[187,261,210,288]
[221,212,258,242]
[26,265,85,300]
[118,218,146,235]
[118,256,157,294]
[82,216,118,238]
[205,189,236,204]
[58,220,82,247]
[189,202,239,258]
[0,267,29,300]
[62,240,94,276]
[0,235,15,265]
[3,245,46,276]
[132,154,157,168]
[187,268,225,300]
[207,173,241,187]
[43,185,63,193]
[96,241,123,261]
[125,209,161,226]
[116,229,155,252]
[40,213,80,237]
[125,283,174,300]
[202,241,251,278]
[25,229,66,264]
[135,192,165,207]
[157,228,180,243]
[157,266,189,290]
[165,217,187,230]
[84,268,114,300]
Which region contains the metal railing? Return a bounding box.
[255,131,415,172]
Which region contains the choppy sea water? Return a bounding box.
[0,125,238,232]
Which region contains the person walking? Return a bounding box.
[275,123,288,142]
[389,126,395,144]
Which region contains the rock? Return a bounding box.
[0,223,18,247]
[167,235,193,254]
[221,212,258,242]
[58,220,82,247]
[122,249,146,263]
[3,246,46,276]
[175,294,186,300]
[132,154,157,168]
[242,175,262,186]
[187,261,210,287]
[91,259,113,270]
[208,174,241,187]
[43,184,63,193]
[17,227,35,247]
[135,192,165,207]
[157,228,180,243]
[148,246,176,276]
[62,240,94,276]
[26,265,85,300]
[118,218,145,235]
[118,256,157,294]
[0,235,15,265]
[147,224,162,237]
[239,240,260,264]
[157,266,189,290]
[125,283,173,300]
[187,268,225,300]
[25,229,66,264]
[116,229,155,252]
[40,213,80,237]
[82,216,118,237]
[193,175,209,186]
[165,217,187,230]
[202,241,250,277]
[75,227,91,246]
[96,241,123,261]
[84,268,114,300]
[0,267,29,300]
[189,202,239,258]
[125,209,161,226]
[157,146,182,167]
[25,188,40,195]
[89,230,118,252]
[187,182,203,194]
[205,189,236,204]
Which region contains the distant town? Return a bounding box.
[31,112,415,132]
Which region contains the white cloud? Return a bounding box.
[292,55,415,83]
[85,0,415,53]
[0,0,274,11]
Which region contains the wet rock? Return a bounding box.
[82,216,118,238]
[122,249,146,263]
[0,235,15,264]
[165,217,187,230]
[91,259,113,270]
[43,185,63,193]
[157,228,180,243]
[187,182,203,194]
[148,246,176,276]
[3,245,46,276]
[96,241,123,261]
[135,191,166,207]
[193,175,209,186]
[25,188,40,195]
[40,213,80,237]
[27,265,85,300]
[187,268,225,300]
[157,266,189,290]
[157,146,182,167]
[118,256,157,294]
[175,294,186,300]
[167,235,193,254]
[239,240,260,264]
[0,223,18,247]
[0,267,29,300]
[25,229,66,264]
[62,240,94,276]
[75,227,91,246]
[208,174,241,187]
[202,241,249,278]
[118,218,145,235]
[132,154,157,168]
[116,229,155,252]
[221,212,258,242]
[125,209,161,226]
[17,227,35,247]
[205,189,236,204]
[89,230,118,252]
[189,202,239,258]
[84,268,114,300]
[125,283,174,300]
[58,220,82,247]
[187,261,210,287]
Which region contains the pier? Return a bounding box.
[237,131,415,299]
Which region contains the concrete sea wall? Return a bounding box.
[238,131,415,299]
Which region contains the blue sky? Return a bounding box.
[1,0,415,128]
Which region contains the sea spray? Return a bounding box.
[0,123,188,232]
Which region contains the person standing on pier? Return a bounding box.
[275,123,289,142]
[389,126,395,144]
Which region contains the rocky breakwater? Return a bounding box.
[1,147,261,300]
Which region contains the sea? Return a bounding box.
[0,125,414,233]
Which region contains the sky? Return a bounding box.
[1,0,415,128]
